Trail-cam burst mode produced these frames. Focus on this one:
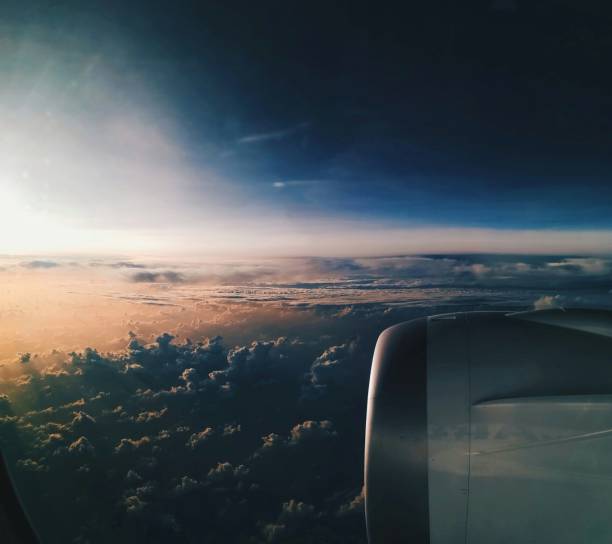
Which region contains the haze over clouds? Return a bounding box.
[1,253,611,366]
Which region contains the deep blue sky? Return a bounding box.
[3,1,612,255]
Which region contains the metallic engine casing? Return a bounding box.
[365,309,612,544]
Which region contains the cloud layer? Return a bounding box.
[0,323,373,543]
[0,252,610,542]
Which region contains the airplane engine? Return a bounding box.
[365,309,612,543]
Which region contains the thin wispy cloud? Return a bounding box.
[272,179,320,189]
[238,121,310,144]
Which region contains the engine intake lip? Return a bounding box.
[365,317,429,544]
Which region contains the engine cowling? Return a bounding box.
[365,309,612,544]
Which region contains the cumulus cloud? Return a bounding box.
[208,338,288,392]
[337,487,365,516]
[122,495,147,515]
[16,458,48,472]
[126,469,143,484]
[256,420,337,456]
[262,500,318,542]
[68,436,95,456]
[134,407,168,423]
[186,427,214,449]
[71,411,97,434]
[280,499,316,522]
[222,423,241,436]
[206,461,249,483]
[260,432,284,451]
[173,475,201,495]
[533,294,564,310]
[302,342,359,400]
[309,343,356,385]
[262,523,286,543]
[289,420,337,445]
[0,323,381,542]
[115,436,152,454]
[19,353,31,364]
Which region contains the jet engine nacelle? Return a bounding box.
[365,309,612,544]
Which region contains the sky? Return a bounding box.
[3,1,612,256]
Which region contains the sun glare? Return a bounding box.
[0,179,94,255]
[0,180,46,253]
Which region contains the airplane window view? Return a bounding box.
[1,2,612,543]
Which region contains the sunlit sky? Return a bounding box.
[3,2,612,257]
